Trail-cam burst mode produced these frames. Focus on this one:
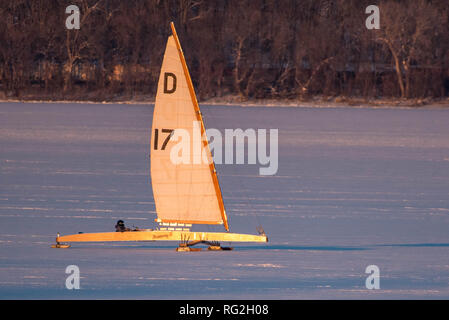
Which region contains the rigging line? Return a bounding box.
[203,104,262,233]
[202,104,228,233]
[202,105,226,232]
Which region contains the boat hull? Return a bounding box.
[56,230,268,244]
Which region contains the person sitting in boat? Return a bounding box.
[115,220,131,232]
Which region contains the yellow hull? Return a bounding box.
[56,229,268,244]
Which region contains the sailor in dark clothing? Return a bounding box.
[115,220,130,232]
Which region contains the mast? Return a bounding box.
[169,22,229,232]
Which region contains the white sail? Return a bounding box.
[150,24,229,230]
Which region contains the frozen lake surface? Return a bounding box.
[1,102,449,299]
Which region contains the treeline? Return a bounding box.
[0,0,448,101]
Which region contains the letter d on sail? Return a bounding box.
[164,72,177,94]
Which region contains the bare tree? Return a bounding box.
[375,0,443,98]
[64,0,103,92]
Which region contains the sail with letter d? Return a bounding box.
[150,23,229,231]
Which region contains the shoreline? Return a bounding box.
[1,96,448,109]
